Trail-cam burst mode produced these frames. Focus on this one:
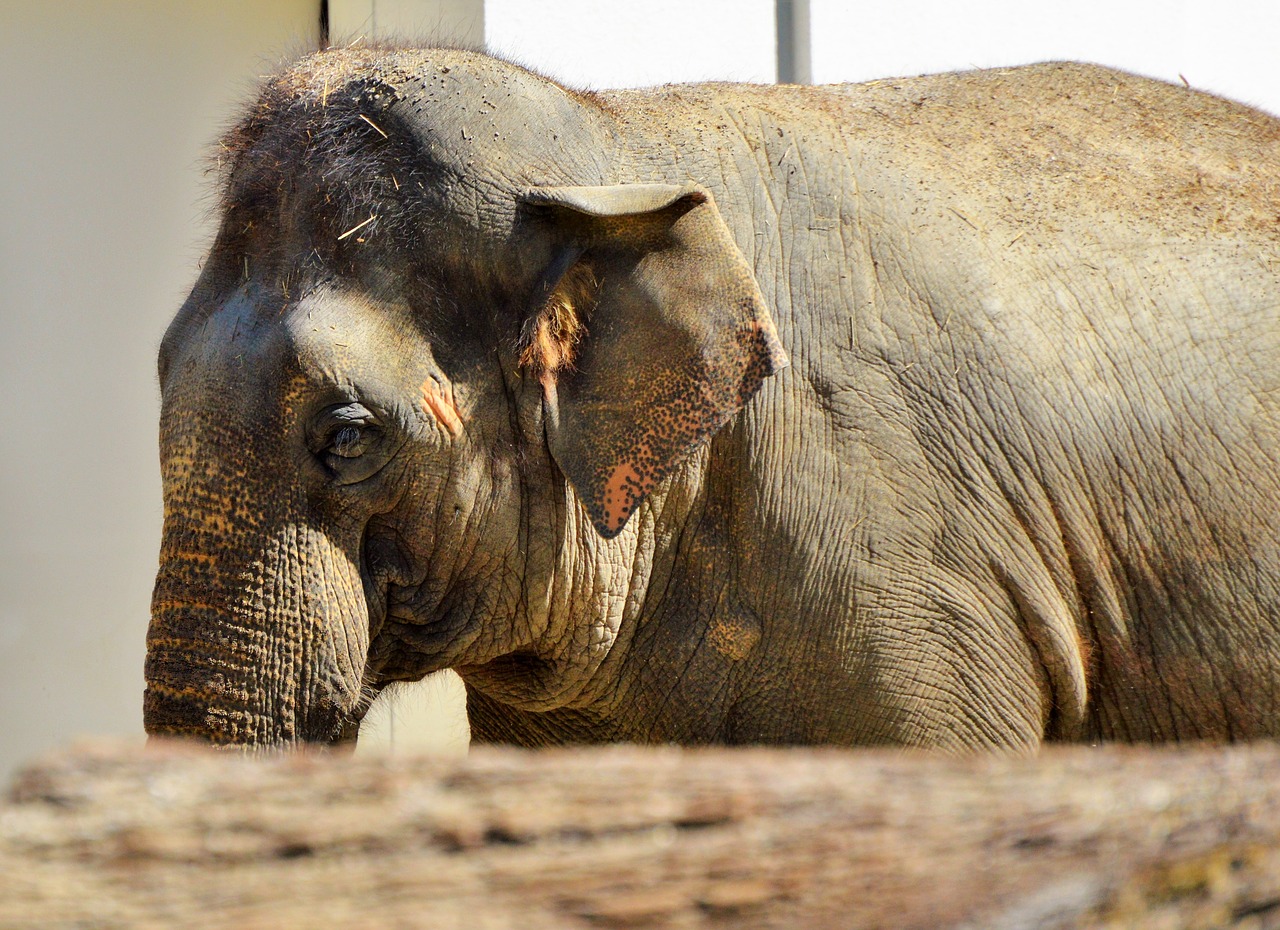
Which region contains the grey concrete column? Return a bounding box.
[777,0,811,84]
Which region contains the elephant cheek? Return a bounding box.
[145,519,371,748]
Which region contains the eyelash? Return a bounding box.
[330,424,365,457]
[309,403,389,483]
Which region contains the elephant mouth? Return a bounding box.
[454,651,586,713]
[365,579,463,673]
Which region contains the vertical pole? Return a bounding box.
[776,0,811,84]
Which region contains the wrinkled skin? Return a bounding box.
[145,49,1280,751]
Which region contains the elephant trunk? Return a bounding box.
[145,494,370,748]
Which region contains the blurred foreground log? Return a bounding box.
[5,742,1280,929]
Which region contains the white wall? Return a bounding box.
[485,0,776,88]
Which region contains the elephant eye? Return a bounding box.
[330,424,367,458]
[310,402,383,475]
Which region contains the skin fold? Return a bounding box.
[145,48,1280,751]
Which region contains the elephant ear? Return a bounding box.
[519,182,788,539]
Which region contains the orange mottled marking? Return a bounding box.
[707,615,762,661]
[160,548,219,567]
[150,599,222,616]
[421,379,463,437]
[601,460,653,534]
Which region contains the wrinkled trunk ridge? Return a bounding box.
[146,501,369,746]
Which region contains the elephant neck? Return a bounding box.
[493,436,712,679]
[464,424,767,744]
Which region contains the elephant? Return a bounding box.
[144,47,1280,752]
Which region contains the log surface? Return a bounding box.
[5,741,1280,928]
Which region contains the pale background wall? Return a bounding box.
[328,0,484,47]
[1,0,1276,779]
[483,0,777,87]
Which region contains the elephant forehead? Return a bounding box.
[164,286,351,415]
[171,286,292,380]
[283,285,429,385]
[166,280,439,426]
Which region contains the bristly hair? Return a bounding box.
[213,45,599,186]
[518,261,599,375]
[207,46,608,286]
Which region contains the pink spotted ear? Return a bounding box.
[520,183,787,538]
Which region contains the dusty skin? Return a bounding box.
[146,48,1280,751]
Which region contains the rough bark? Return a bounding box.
[5,741,1280,929]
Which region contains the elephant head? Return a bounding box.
[143,49,786,748]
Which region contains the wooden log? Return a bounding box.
[4,741,1280,929]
